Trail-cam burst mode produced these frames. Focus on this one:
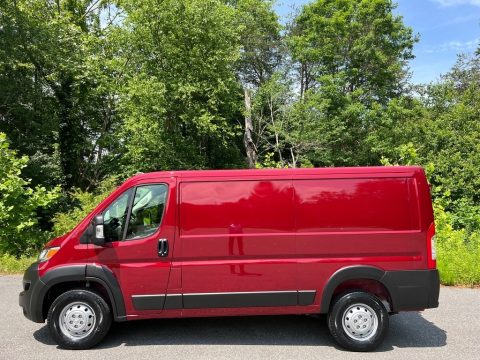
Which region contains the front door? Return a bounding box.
[90,178,176,317]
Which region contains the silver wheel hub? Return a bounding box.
[342,303,378,341]
[59,302,96,340]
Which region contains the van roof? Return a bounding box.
[127,166,425,181]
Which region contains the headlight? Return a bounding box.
[38,247,60,262]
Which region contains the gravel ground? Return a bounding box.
[1,274,478,360]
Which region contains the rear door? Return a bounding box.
[90,177,177,316]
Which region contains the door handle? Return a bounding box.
[158,238,169,257]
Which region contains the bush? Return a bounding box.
[52,178,116,237]
[0,133,60,256]
[0,253,36,274]
[435,203,480,286]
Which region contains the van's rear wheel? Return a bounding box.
[327,291,388,352]
[47,289,112,349]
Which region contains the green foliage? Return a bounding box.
[285,0,418,167]
[0,253,37,274]
[235,0,283,87]
[288,0,416,101]
[52,178,117,237]
[434,203,480,286]
[255,152,286,169]
[0,0,121,189]
[116,0,245,174]
[418,58,480,207]
[0,133,60,256]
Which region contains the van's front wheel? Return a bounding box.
[47,289,112,349]
[327,291,388,352]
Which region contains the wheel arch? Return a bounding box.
[37,264,126,322]
[320,265,392,314]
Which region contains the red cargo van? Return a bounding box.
[19,167,439,351]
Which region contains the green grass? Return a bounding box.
[0,254,36,274]
[436,235,480,287]
[433,204,480,287]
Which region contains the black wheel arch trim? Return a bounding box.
[34,264,126,322]
[85,264,127,321]
[320,265,386,314]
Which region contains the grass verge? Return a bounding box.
[437,238,480,287]
[0,254,36,274]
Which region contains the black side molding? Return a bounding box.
[298,290,316,306]
[183,291,298,309]
[133,290,317,310]
[132,295,166,310]
[164,294,183,309]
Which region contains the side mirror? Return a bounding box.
[92,214,106,246]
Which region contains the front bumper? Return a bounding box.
[19,262,45,323]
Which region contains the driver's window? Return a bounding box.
[125,184,168,240]
[103,189,132,242]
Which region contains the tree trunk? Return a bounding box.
[243,87,256,168]
[269,95,283,164]
[290,147,297,168]
[300,62,305,100]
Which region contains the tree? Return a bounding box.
[288,0,416,101]
[115,0,245,175]
[250,73,295,167]
[285,0,418,166]
[0,0,61,187]
[234,0,283,168]
[0,0,121,190]
[418,54,480,212]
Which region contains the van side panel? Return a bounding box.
[179,179,298,301]
[295,178,418,231]
[294,176,425,304]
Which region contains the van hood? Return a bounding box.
[44,233,70,248]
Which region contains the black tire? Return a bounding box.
[327,291,389,352]
[47,289,112,350]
